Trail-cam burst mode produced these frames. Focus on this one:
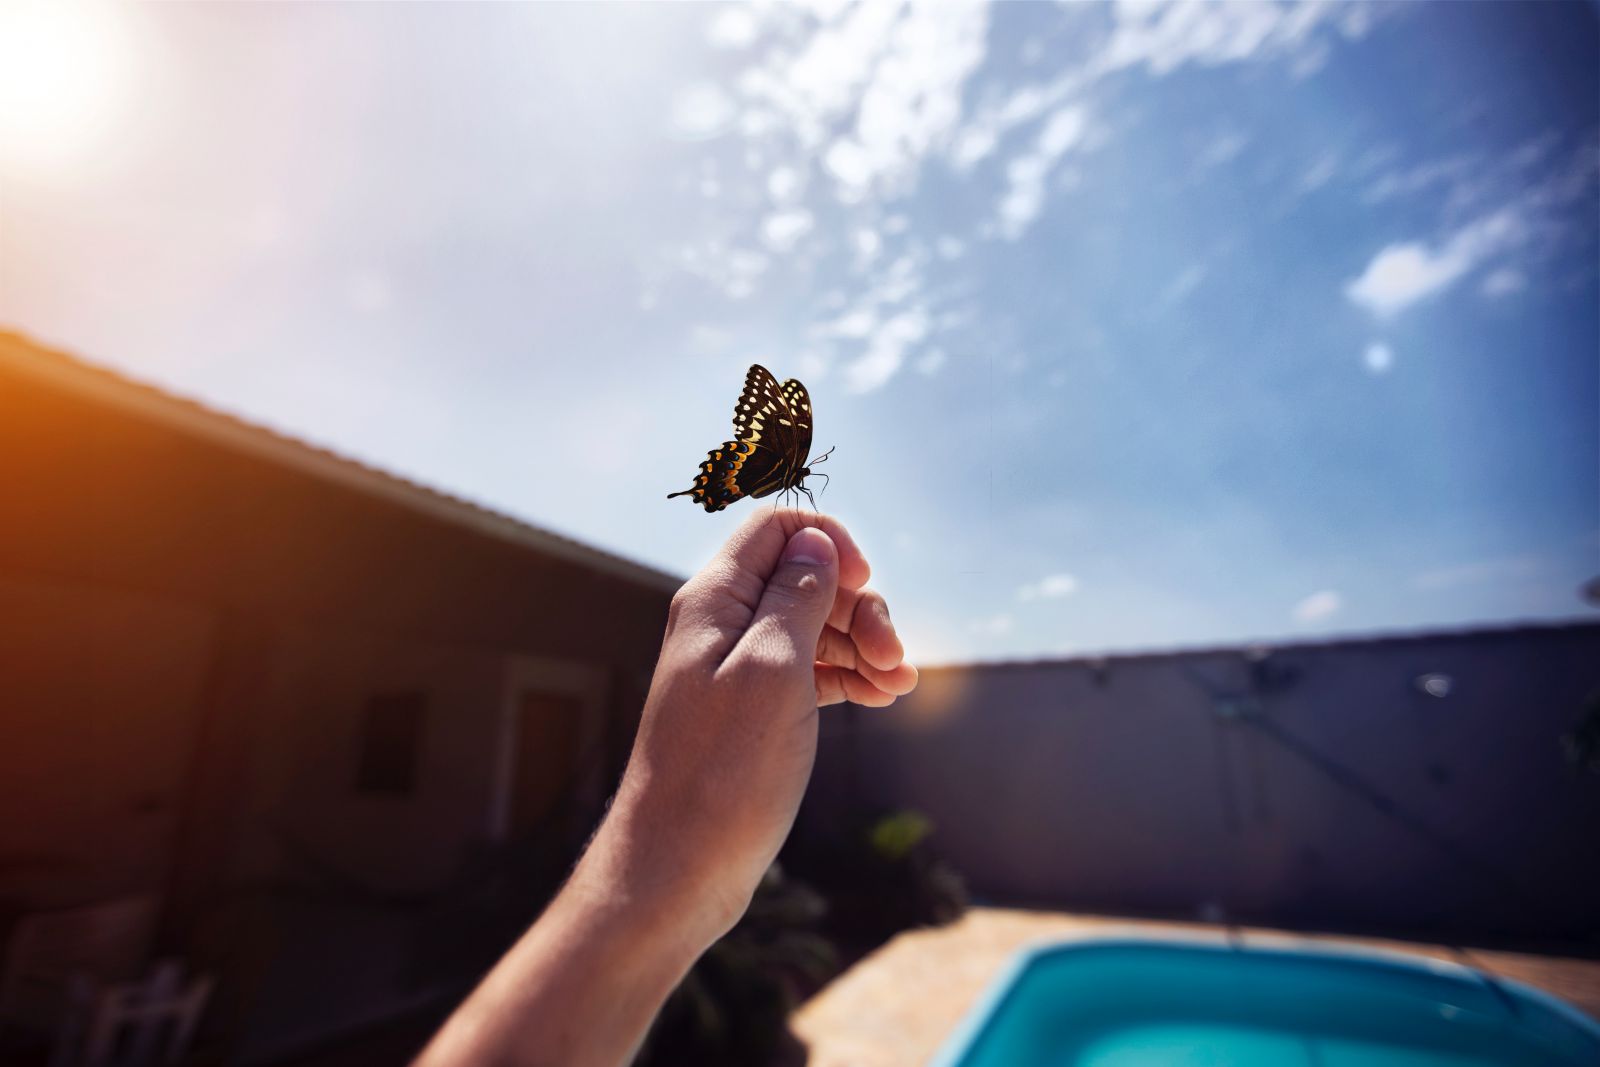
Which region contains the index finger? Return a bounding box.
[826,587,904,671]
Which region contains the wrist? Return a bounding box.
[570,791,747,958]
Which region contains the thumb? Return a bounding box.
[739,526,839,668]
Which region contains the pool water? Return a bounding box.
[929,939,1600,1067]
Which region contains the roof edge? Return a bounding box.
[1,329,685,595]
[914,615,1600,673]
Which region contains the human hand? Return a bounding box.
[597,509,917,945]
[416,510,915,1067]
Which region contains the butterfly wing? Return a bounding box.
[728,364,802,496]
[667,365,799,511]
[664,439,772,511]
[779,378,814,463]
[733,365,798,457]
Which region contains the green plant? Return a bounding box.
[786,808,968,951]
[1563,689,1600,774]
[869,809,933,861]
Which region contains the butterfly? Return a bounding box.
[668,364,833,513]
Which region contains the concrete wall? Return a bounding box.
[801,624,1600,945]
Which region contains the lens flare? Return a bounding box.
[0,3,129,171]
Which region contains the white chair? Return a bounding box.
[53,959,214,1067]
[0,896,157,1045]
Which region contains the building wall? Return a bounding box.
[0,355,676,1060]
[801,625,1600,945]
[0,572,214,909]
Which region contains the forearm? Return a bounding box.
[415,804,730,1067]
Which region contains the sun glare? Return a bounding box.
[0,3,129,171]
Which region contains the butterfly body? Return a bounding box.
[668,364,831,513]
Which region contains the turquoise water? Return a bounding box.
[930,941,1600,1067]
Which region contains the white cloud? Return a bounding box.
[1299,151,1339,193]
[766,165,804,203]
[969,613,1014,636]
[1019,573,1079,600]
[940,0,1381,202]
[1347,136,1595,317]
[1344,208,1524,318]
[936,236,966,260]
[947,72,1082,174]
[707,7,759,49]
[1103,0,1379,79]
[997,106,1087,240]
[774,1,901,139]
[853,227,883,264]
[1363,342,1392,374]
[1159,264,1207,306]
[675,238,767,300]
[1345,242,1475,318]
[737,3,989,202]
[1363,155,1474,206]
[1292,590,1342,623]
[950,125,999,170]
[842,306,929,393]
[822,138,875,200]
[1038,105,1088,156]
[668,82,738,140]
[761,209,815,252]
[876,253,923,304]
[840,3,991,199]
[1195,130,1249,169]
[689,246,770,300]
[1480,267,1526,298]
[916,347,946,375]
[1411,555,1543,591]
[825,308,877,339]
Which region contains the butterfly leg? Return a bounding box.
[799,484,820,513]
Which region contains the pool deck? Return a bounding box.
[789,907,1600,1067]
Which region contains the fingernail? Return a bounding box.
[782,527,833,566]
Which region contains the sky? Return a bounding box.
[1,0,1596,663]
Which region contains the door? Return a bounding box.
[507,691,587,841]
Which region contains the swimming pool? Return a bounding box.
[928,938,1600,1067]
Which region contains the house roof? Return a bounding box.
[918,616,1600,674]
[0,329,684,594]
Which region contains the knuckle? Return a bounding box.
[854,588,885,624]
[667,583,697,628]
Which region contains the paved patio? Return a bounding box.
[789,907,1600,1067]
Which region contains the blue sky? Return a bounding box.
[2,1,1596,662]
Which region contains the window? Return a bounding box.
[357,692,425,795]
